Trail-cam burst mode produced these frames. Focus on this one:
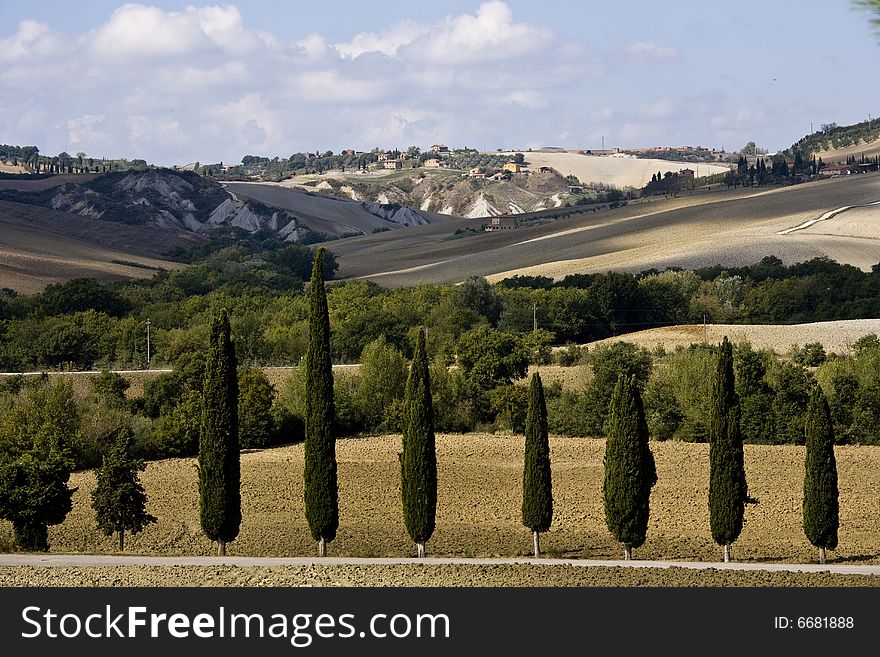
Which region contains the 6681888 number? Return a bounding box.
[797,617,854,629]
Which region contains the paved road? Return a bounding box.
[2,554,878,575]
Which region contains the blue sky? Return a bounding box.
[1,1,877,164]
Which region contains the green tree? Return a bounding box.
[356,336,407,431]
[803,385,839,564]
[522,372,553,557]
[603,374,657,560]
[238,367,276,449]
[585,342,653,434]
[708,337,749,562]
[0,381,77,551]
[198,309,241,556]
[456,327,529,390]
[91,428,156,551]
[153,390,202,457]
[304,248,338,556]
[400,329,437,558]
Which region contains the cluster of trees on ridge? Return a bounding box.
[0,253,842,567]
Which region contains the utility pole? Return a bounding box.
[146,319,151,369]
[533,303,538,332]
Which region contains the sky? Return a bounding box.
[1,0,878,165]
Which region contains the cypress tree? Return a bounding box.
[522,371,553,558]
[400,329,437,558]
[603,374,657,560]
[91,428,156,551]
[198,309,241,556]
[304,247,338,557]
[708,337,749,562]
[803,385,839,565]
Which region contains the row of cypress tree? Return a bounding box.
[523,337,839,564]
[196,248,441,558]
[193,251,839,564]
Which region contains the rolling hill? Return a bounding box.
[0,200,186,293]
[330,173,880,286]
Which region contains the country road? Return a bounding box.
[3,554,879,575]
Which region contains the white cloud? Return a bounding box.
[499,90,549,110]
[86,4,269,58]
[297,33,330,60]
[292,70,388,104]
[334,20,428,58]
[66,114,108,146]
[625,41,678,60]
[0,20,65,62]
[639,98,677,119]
[0,2,608,163]
[404,0,551,64]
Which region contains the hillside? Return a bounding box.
[331,173,880,286]
[0,169,444,247]
[811,137,880,164]
[584,319,880,356]
[789,119,880,162]
[223,182,453,238]
[0,200,185,293]
[258,165,577,218]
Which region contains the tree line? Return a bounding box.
[0,253,843,565]
[2,249,880,373]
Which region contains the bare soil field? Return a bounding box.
[2,436,876,569]
[333,174,880,286]
[516,152,730,188]
[584,319,880,356]
[1,563,876,587]
[786,203,880,271]
[0,200,190,292]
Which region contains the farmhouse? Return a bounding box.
[502,162,522,173]
[377,151,394,162]
[678,168,695,179]
[538,166,554,174]
[485,216,518,231]
[430,144,450,154]
[821,164,852,176]
[424,158,443,169]
[383,159,402,170]
[568,185,583,194]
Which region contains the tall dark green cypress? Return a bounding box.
[522,371,552,558]
[198,309,240,556]
[803,385,839,565]
[603,374,656,560]
[708,337,748,562]
[400,329,437,558]
[304,248,338,556]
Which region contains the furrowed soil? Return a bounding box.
[2,564,877,588]
[1,435,878,586]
